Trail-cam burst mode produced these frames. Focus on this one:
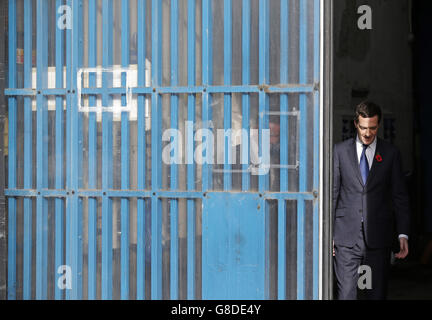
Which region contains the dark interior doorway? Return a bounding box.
[333,0,432,299]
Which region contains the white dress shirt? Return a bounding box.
[356,135,376,171]
[355,135,408,241]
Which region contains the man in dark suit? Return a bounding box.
[333,101,410,300]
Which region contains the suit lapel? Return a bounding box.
[348,138,364,186]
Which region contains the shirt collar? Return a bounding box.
[356,135,377,149]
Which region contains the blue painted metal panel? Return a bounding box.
[202,193,266,299]
[5,0,322,301]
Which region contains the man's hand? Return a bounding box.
[395,238,409,259]
[333,240,335,257]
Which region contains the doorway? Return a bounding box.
[332,0,432,299]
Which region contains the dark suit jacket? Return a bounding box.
[333,137,410,248]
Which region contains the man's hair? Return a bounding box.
[354,101,382,124]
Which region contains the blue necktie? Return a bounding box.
[360,144,369,184]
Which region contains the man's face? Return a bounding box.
[355,115,380,145]
[269,122,280,145]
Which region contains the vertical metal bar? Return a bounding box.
[170,0,179,300]
[101,0,113,300]
[151,0,163,300]
[77,5,84,279]
[136,0,146,300]
[23,0,33,300]
[120,0,130,300]
[187,0,196,299]
[277,199,286,299]
[77,5,84,281]
[278,0,289,301]
[280,0,289,193]
[313,198,319,299]
[65,0,72,300]
[36,0,49,300]
[87,0,97,301]
[7,0,17,300]
[258,0,269,193]
[241,0,250,192]
[299,0,308,192]
[69,0,83,300]
[313,0,320,300]
[55,0,65,301]
[259,0,270,299]
[297,199,305,299]
[201,0,212,192]
[223,0,232,191]
[297,0,308,300]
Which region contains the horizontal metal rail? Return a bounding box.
[4,188,317,201]
[4,84,318,96]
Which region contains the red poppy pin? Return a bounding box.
[375,153,383,163]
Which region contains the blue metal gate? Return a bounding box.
[5,0,322,300]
